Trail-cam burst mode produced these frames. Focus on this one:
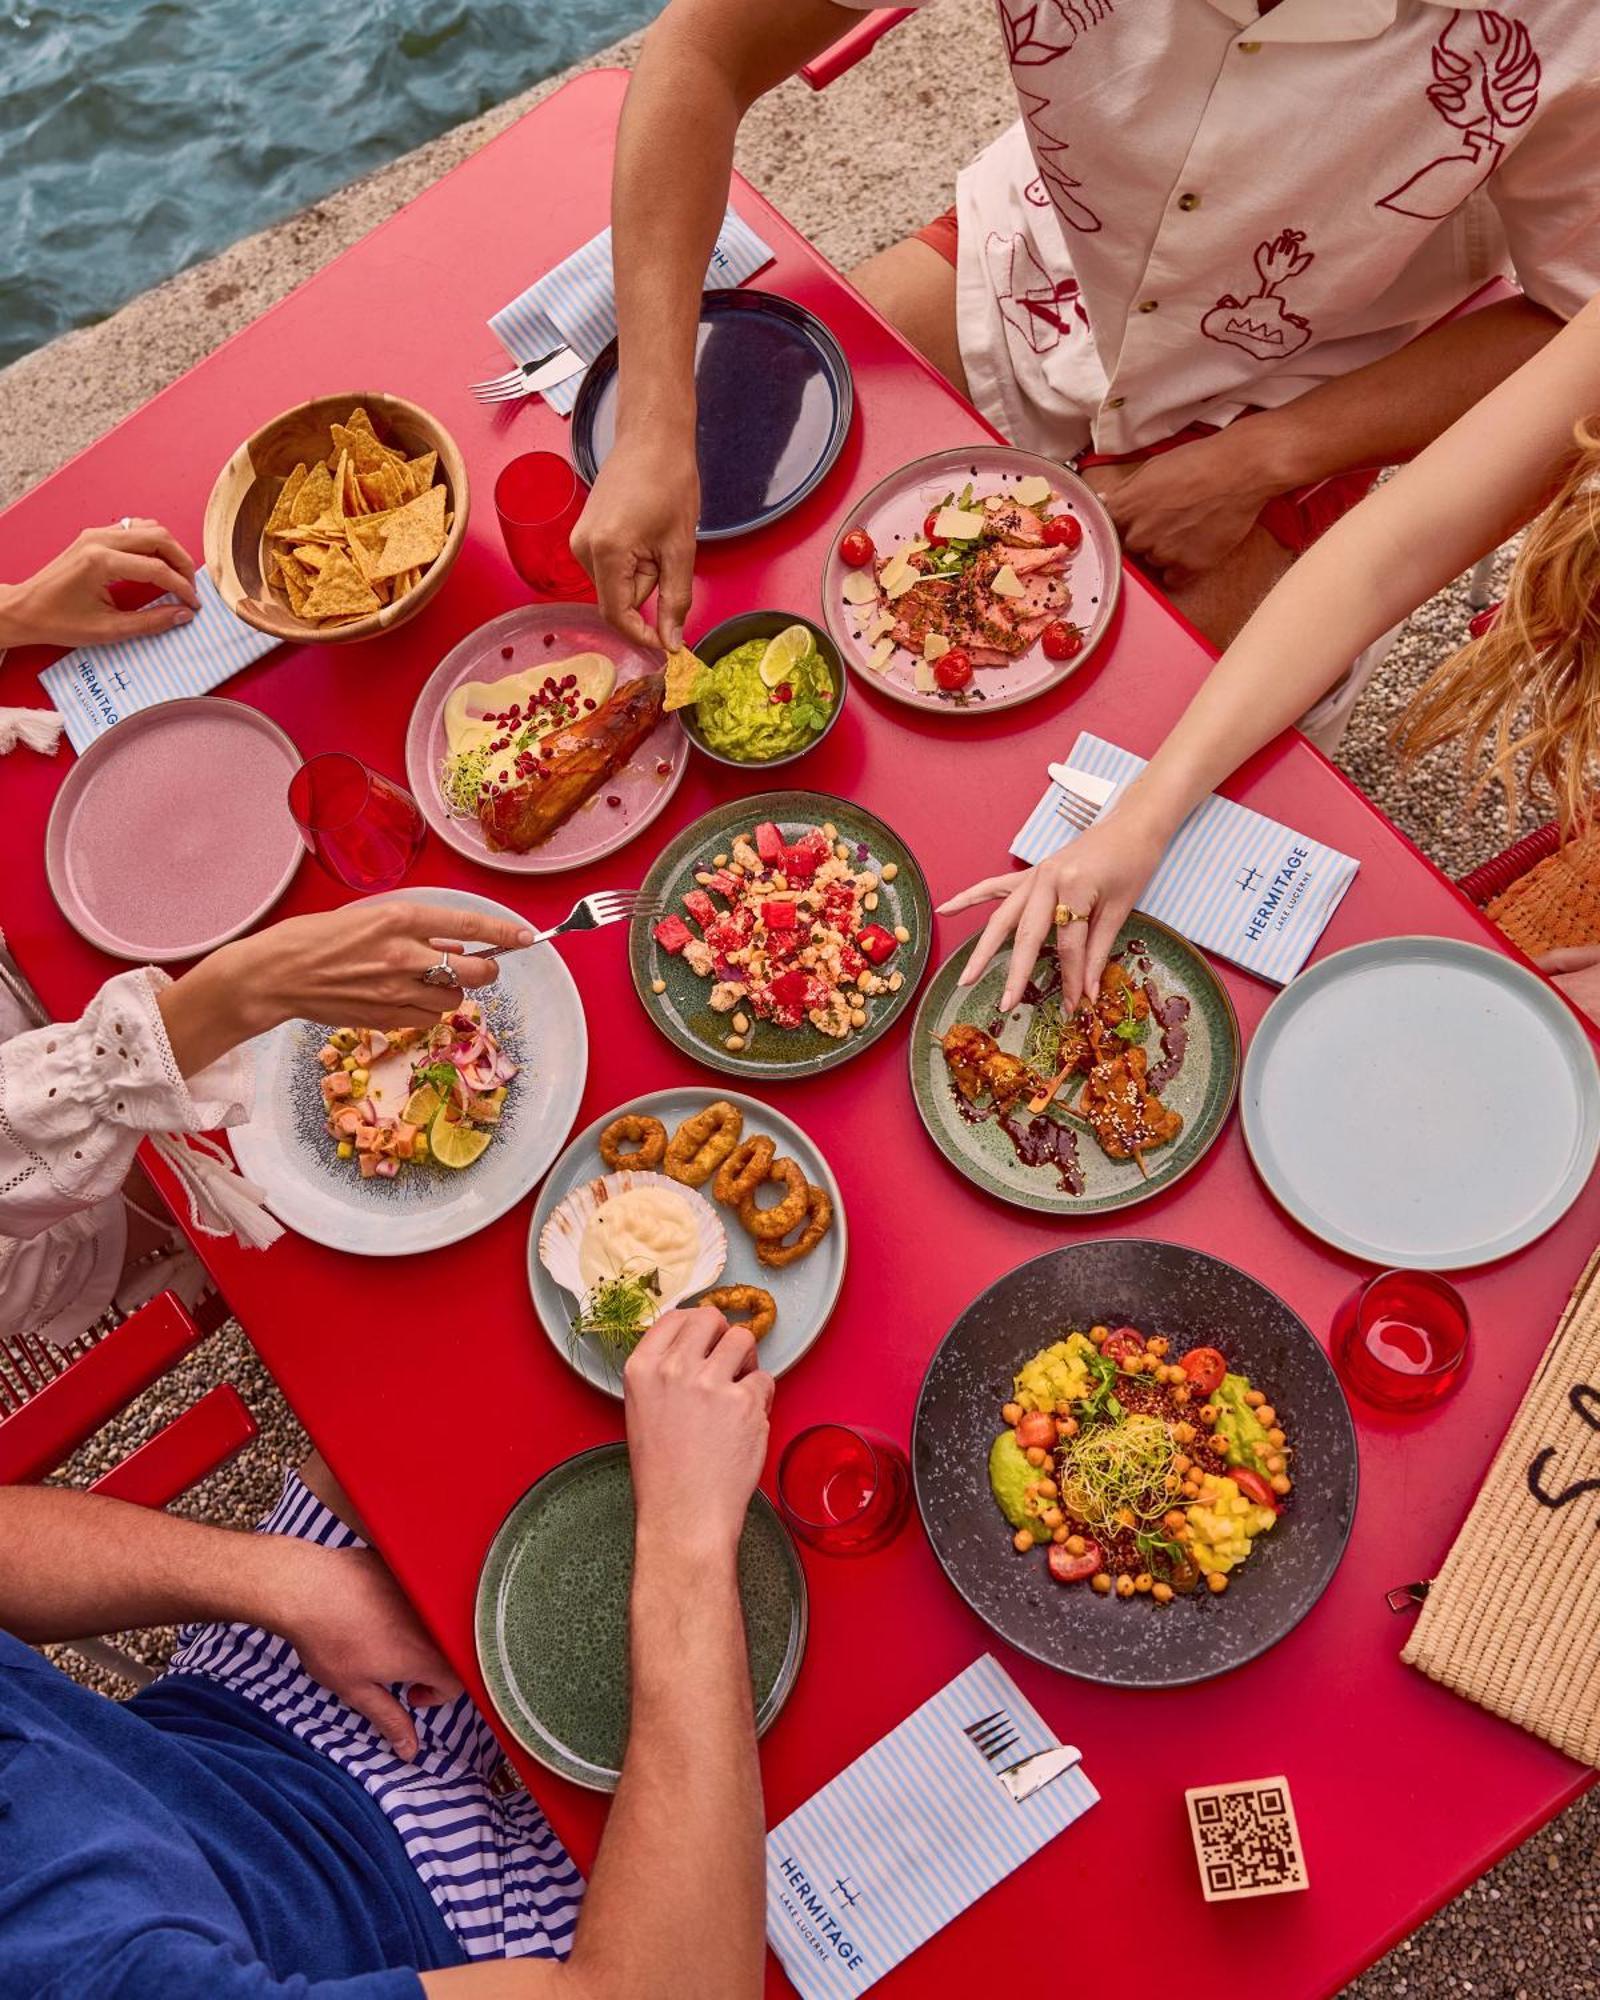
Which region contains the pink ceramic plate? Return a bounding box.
[45,698,303,964]
[405,604,687,876]
[820,445,1121,716]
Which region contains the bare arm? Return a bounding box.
[572,0,856,650]
[943,295,1600,1004]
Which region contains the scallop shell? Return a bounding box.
[538,1169,727,1315]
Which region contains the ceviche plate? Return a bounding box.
[913,1240,1358,1688]
[821,444,1121,716]
[228,886,587,1255]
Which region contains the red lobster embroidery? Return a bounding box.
[1378,9,1541,221]
[997,0,1114,67]
[1017,87,1102,233]
[987,231,1090,355]
[1201,230,1315,361]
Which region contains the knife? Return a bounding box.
[518,346,587,394]
[998,1742,1084,1804]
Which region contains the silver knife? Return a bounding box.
[520,346,587,394]
[998,1743,1083,1804]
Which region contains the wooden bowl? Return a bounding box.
[202,392,469,645]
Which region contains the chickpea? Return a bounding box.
[1065,1534,1087,1557]
[724,1034,746,1052]
[1091,1572,1113,1595]
[1002,1401,1023,1426]
[1052,1524,1071,1545]
[859,871,879,891]
[1147,1337,1169,1358]
[1123,1354,1144,1375]
[1163,1473,1182,1495]
[1025,1445,1048,1468]
[1134,1573,1153,1594]
[1199,1404,1219,1427]
[1172,1385,1191,1406]
[1265,1454,1286,1475]
[1116,1505,1137,1529]
[822,822,838,841]
[893,924,911,943]
[1244,1389,1266,1408]
[713,852,729,867]
[1173,1453,1192,1475]
[1023,1492,1042,1516]
[835,841,851,860]
[1036,1477,1058,1500]
[887,970,904,992]
[1058,1415,1080,1440]
[863,892,879,912]
[1012,1530,1034,1554]
[1163,1510,1187,1535]
[1256,1406,1277,1428]
[1151,1582,1174,1605]
[1267,1428,1287,1449]
[1090,1324,1110,1343]
[1207,1571,1229,1594]
[850,1010,868,1029]
[1115,1574,1136,1599]
[880,861,899,881]
[650,977,667,995]
[1041,1506,1064,1530]
[694,870,714,885]
[1270,1473,1293,1497]
[1173,1422,1196,1445]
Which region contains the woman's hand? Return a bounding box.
[571,428,700,652]
[1536,944,1600,1028]
[0,521,200,648]
[158,899,537,1075]
[937,806,1171,1011]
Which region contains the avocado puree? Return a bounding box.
[988,1431,1050,1544]
[697,636,833,760]
[1212,1372,1272,1472]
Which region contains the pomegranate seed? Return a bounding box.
[606,794,622,808]
[500,644,514,659]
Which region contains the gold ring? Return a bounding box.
[1054,903,1088,927]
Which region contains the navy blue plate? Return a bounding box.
[571,291,854,541]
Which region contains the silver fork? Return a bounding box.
[1051,786,1101,834]
[468,347,580,405]
[455,888,662,958]
[964,1709,1021,1765]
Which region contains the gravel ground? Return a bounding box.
[6,4,1593,1988]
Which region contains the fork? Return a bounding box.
[468,347,579,405]
[455,888,663,958]
[964,1709,1083,1803]
[1051,786,1101,835]
[964,1709,1021,1765]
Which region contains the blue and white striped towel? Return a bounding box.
[39,570,280,754]
[765,1655,1097,1999]
[489,206,775,416]
[1013,733,1360,984]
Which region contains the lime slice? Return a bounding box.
[402,1084,442,1128]
[758,625,814,689]
[429,1117,492,1170]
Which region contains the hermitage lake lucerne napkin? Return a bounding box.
[1011,732,1360,984]
[489,205,775,415]
[765,1655,1097,1999]
[38,570,280,754]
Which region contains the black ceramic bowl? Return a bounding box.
[913,1239,1359,1689]
[681,611,847,771]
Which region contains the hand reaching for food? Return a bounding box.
[571,428,700,653]
[938,806,1170,1010]
[0,520,200,648]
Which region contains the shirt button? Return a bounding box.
[1238,39,1261,52]
[1177,192,1201,211]
[1105,395,1126,410]
[1136,299,1159,313]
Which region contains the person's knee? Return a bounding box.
[850,238,968,397]
[1157,528,1294,650]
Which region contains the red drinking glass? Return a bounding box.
[494,451,597,600]
[777,1424,912,1556]
[1331,1269,1471,1412]
[288,753,426,893]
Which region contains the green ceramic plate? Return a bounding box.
[475,1443,807,1792]
[909,915,1239,1216]
[628,789,932,1080]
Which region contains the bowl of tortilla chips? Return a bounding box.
[202,394,468,644]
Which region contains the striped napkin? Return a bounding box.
[765,1655,1097,1999]
[489,206,775,415]
[1011,732,1360,984]
[39,571,280,754]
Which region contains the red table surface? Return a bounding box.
[2,69,1594,1999]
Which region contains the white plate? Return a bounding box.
[229,886,587,1256]
[1242,936,1600,1269]
[526,1087,846,1397]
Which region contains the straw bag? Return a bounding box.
[1402,1250,1600,1768]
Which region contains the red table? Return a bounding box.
[2,68,1594,1999]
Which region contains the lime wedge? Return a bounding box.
[402,1084,442,1128]
[429,1117,492,1170]
[758,625,814,689]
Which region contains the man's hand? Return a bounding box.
[1537,944,1600,1028]
[572,430,700,652]
[273,1541,464,1761]
[0,521,200,648]
[1083,427,1281,585]
[624,1306,774,1557]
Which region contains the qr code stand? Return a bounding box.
[1185,1776,1309,1902]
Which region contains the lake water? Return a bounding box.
[0,0,658,371]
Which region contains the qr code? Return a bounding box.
[1185,1776,1308,1902]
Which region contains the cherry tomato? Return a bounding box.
[1014,1410,1058,1452]
[1101,1327,1145,1368]
[1048,1538,1103,1585]
[769,682,794,705]
[1179,1346,1226,1396]
[1229,1468,1279,1512]
[1042,513,1083,550]
[921,509,949,548]
[840,527,875,568]
[1041,620,1083,663]
[933,647,973,692]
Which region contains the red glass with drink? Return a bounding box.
[1332,1269,1471,1412]
[777,1424,911,1556]
[495,451,597,600]
[288,753,426,893]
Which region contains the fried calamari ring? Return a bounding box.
[664,1100,743,1187]
[737,1154,810,1240]
[757,1183,834,1268]
[712,1135,776,1207]
[699,1284,778,1340]
[598,1112,668,1172]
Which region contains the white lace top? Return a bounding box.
[0,969,252,1340]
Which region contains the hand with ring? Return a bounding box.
[0,519,201,650]
[937,805,1170,1010]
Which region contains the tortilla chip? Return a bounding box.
[294,543,331,573]
[359,462,407,514]
[301,546,381,621]
[664,646,708,712]
[405,450,438,497]
[265,462,310,538]
[329,420,392,477]
[344,406,377,438]
[290,460,335,527]
[365,484,446,580]
[390,566,422,598]
[276,548,315,617]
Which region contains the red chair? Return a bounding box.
[1458,822,1564,909]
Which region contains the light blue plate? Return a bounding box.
[1242,936,1600,1269]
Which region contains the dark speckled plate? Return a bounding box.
[476,1443,807,1791]
[628,790,932,1080]
[910,917,1239,1215]
[913,1241,1358,1688]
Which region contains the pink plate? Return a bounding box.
[820,445,1122,716]
[45,698,303,964]
[405,604,687,875]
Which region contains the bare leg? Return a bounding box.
[850,237,970,400]
[1156,525,1295,651]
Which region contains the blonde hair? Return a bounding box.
[1396,416,1600,832]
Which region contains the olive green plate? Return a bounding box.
[628,789,932,1080]
[475,1443,808,1792]
[909,915,1240,1216]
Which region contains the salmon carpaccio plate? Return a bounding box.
[878,491,1074,668]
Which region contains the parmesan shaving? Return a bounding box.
[841,571,878,606]
[1013,475,1053,508]
[923,632,951,660]
[991,564,1025,599]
